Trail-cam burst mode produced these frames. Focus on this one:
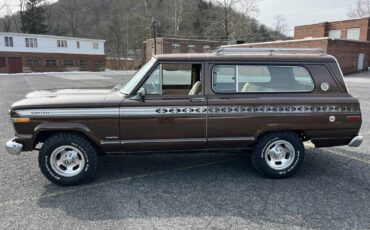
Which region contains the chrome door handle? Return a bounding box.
[190,98,206,102]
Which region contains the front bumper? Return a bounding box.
[5,138,23,155]
[348,136,363,147]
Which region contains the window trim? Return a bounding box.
[210,64,316,94]
[45,59,57,67]
[132,61,204,98]
[5,36,14,47]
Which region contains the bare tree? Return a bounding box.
[273,14,288,34]
[173,0,184,35]
[61,0,80,37]
[215,0,258,39]
[348,0,370,18]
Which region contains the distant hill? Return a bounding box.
[0,0,288,59]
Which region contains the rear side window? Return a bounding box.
[212,65,314,93]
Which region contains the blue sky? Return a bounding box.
[257,0,357,35]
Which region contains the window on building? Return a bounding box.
[188,44,196,53]
[57,40,68,47]
[63,60,74,66]
[25,38,38,48]
[80,60,89,66]
[93,60,102,67]
[203,45,211,52]
[45,59,57,67]
[93,42,99,49]
[76,41,80,48]
[347,28,361,40]
[0,57,6,67]
[26,59,40,67]
[328,30,341,39]
[172,43,180,53]
[212,65,314,93]
[5,37,13,47]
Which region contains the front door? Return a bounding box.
[120,61,206,152]
[358,53,365,71]
[8,57,22,73]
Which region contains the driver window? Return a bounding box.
[141,63,202,96]
[141,66,160,95]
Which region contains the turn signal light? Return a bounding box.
[12,118,31,123]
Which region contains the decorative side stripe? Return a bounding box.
[16,108,120,118]
[15,105,360,118]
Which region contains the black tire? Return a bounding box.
[251,131,305,178]
[38,133,98,186]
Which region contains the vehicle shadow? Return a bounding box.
[36,149,370,229]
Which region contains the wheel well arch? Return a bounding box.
[255,130,310,143]
[34,130,101,152]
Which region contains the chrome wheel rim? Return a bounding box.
[264,140,295,170]
[50,145,86,177]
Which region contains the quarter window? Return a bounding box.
[5,36,13,47]
[212,65,314,93]
[25,38,38,48]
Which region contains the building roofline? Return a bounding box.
[222,37,330,48]
[0,32,105,42]
[146,37,227,43]
[295,17,370,29]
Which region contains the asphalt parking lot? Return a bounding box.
[0,71,370,230]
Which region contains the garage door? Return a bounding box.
[8,57,22,73]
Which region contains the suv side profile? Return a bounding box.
[6,48,363,185]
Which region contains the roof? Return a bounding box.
[295,17,370,28]
[0,32,105,42]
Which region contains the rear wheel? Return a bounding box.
[251,132,305,178]
[38,133,98,186]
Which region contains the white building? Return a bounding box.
[0,32,106,73]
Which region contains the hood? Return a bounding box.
[11,88,116,110]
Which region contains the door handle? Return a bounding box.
[190,98,206,102]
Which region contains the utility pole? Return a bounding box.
[152,20,158,55]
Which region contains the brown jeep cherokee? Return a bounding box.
[5,48,363,185]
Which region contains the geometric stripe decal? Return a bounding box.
[15,105,360,118]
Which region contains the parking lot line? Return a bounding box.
[0,157,242,208]
[325,149,370,165]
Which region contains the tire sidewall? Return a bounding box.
[39,135,96,185]
[257,134,304,177]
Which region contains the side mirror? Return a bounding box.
[132,87,146,102]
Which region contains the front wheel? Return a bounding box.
[38,133,98,186]
[251,132,305,178]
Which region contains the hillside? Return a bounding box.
[0,0,288,59]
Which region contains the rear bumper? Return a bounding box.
[348,136,363,147]
[5,138,23,155]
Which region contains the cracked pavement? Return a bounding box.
[0,71,369,230]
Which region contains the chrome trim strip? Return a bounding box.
[16,108,119,118]
[121,138,206,145]
[15,104,360,118]
[100,140,121,145]
[208,137,255,142]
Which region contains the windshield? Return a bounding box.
[120,58,157,95]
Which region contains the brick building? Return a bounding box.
[0,32,106,73]
[295,17,370,41]
[224,17,370,74]
[145,38,227,61]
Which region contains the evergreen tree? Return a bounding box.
[20,0,48,34]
